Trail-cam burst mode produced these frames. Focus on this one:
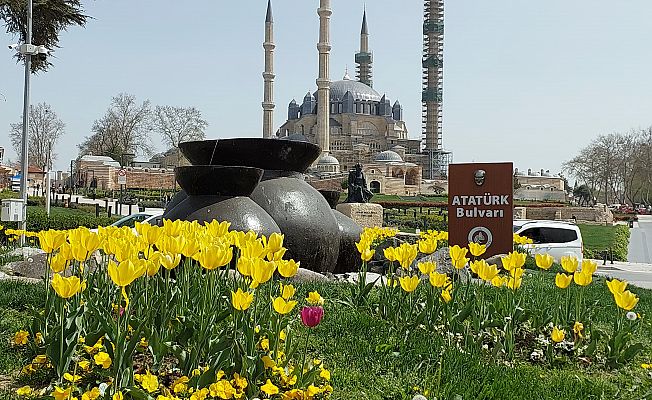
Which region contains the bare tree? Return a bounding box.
[564,128,652,206]
[151,105,208,165]
[9,102,65,170]
[78,93,151,162]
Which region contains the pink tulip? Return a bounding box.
[300,306,324,328]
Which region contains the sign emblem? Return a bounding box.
[117,169,127,185]
[468,226,493,247]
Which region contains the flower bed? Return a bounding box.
[5,223,330,399]
[1,225,648,399]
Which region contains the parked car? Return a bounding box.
[513,220,584,262]
[91,212,163,233]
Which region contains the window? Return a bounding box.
[519,227,578,244]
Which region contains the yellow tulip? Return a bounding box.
[237,257,253,277]
[355,239,373,255]
[452,257,469,270]
[306,291,324,305]
[399,275,420,293]
[429,272,450,288]
[196,244,233,270]
[383,247,397,262]
[614,290,639,311]
[162,219,184,237]
[205,220,231,237]
[264,232,285,255]
[160,252,181,270]
[38,230,66,253]
[273,297,297,314]
[581,259,598,276]
[251,258,276,286]
[535,253,554,270]
[49,253,68,273]
[58,241,72,261]
[231,288,254,311]
[52,386,72,400]
[94,352,112,369]
[573,321,584,338]
[449,245,468,262]
[360,248,375,262]
[71,242,90,262]
[469,259,481,274]
[506,276,522,290]
[182,239,201,258]
[261,379,279,396]
[395,243,418,270]
[440,288,452,303]
[418,238,437,254]
[107,259,146,287]
[280,283,296,300]
[51,274,82,299]
[573,271,592,286]
[240,238,266,259]
[418,261,436,275]
[555,273,573,289]
[477,261,499,282]
[468,242,486,257]
[606,278,627,295]
[560,256,579,273]
[277,259,300,278]
[551,326,565,343]
[491,275,506,288]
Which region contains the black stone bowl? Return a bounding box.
[179,138,322,173]
[174,165,264,197]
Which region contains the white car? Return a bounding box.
[91,212,163,233]
[513,220,584,262]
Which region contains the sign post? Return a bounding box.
[117,168,127,215]
[448,162,514,258]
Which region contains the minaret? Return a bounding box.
[316,0,332,155]
[355,8,373,87]
[262,0,275,138]
[422,0,445,178]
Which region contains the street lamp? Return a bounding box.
[9,0,50,244]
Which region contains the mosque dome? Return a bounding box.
[375,150,403,163]
[315,74,382,102]
[317,154,340,166]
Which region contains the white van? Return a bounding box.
[513,220,584,262]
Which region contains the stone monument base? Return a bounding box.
[336,203,383,228]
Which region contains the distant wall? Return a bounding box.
[523,205,613,223]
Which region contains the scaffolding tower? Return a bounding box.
[422,0,451,179]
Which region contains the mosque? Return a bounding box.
[261,0,436,195]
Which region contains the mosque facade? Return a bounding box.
[263,1,427,192]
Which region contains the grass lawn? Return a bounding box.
[0,273,650,400]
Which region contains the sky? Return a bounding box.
[2,0,652,175]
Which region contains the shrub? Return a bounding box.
[3,208,116,231]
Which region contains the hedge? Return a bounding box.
[582,224,630,262]
[4,207,117,232]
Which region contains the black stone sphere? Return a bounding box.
[163,194,281,239]
[179,138,321,173]
[251,177,340,273]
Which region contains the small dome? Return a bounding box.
[317,154,340,166]
[375,150,403,163]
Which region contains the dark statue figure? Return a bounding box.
[346,163,373,203]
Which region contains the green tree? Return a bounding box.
[0,0,89,73]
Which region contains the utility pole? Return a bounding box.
[19,0,33,244]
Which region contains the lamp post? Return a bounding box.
[17,0,33,245]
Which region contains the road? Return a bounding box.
[628,215,652,263]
